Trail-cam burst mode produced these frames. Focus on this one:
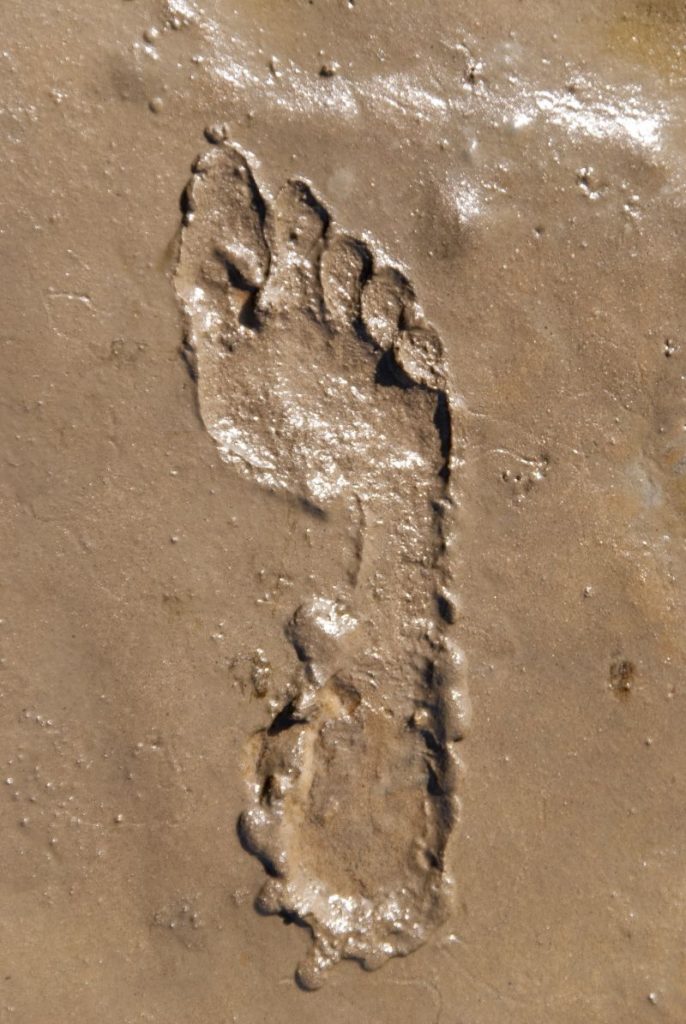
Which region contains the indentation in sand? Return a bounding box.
[174,142,469,988]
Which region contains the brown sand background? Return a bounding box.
[1,1,685,1020]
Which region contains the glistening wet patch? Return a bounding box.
[174,142,469,989]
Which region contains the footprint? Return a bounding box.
[174,142,470,989]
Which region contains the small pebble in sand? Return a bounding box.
[205,123,229,144]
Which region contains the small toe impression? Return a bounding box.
[393,326,446,390]
[361,266,419,351]
[321,234,372,328]
[272,179,329,260]
[263,180,330,314]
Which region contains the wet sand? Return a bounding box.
[1,1,685,1020]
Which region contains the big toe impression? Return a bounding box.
[176,144,269,354]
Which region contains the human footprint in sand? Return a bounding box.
[175,142,470,988]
